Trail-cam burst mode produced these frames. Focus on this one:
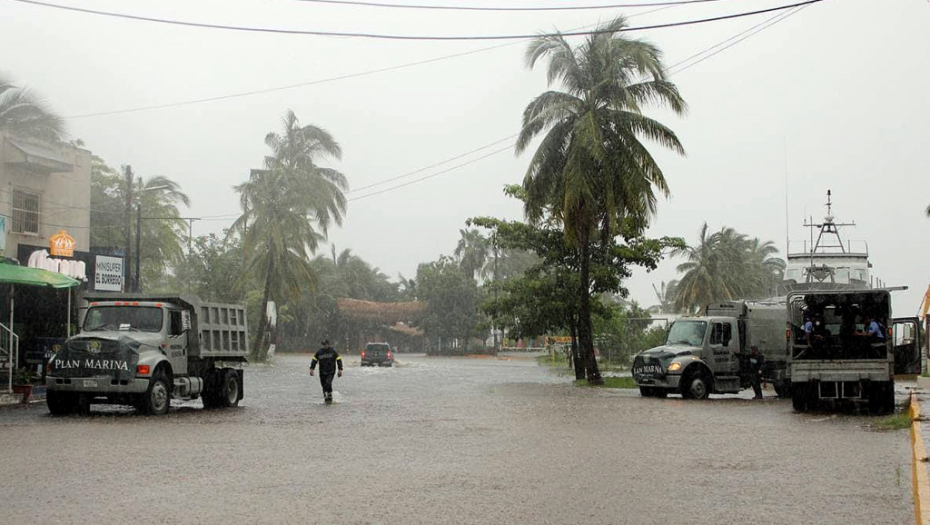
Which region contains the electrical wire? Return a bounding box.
[7,0,824,41]
[63,4,675,119]
[282,0,735,12]
[346,4,811,201]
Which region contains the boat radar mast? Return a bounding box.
[780,189,877,293]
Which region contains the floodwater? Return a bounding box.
[0,353,913,524]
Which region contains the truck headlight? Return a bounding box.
[668,362,682,372]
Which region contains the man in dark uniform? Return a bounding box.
[309,339,343,404]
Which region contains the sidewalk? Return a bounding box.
[0,386,46,407]
[909,379,930,525]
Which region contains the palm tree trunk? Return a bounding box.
[578,228,602,384]
[254,255,275,361]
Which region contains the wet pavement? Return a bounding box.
[0,353,914,524]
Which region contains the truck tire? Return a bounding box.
[217,369,240,408]
[868,383,895,415]
[791,383,809,412]
[683,373,710,400]
[139,370,170,416]
[774,381,791,398]
[46,390,75,416]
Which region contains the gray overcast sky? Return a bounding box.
[2,0,929,314]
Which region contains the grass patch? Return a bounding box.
[536,353,569,367]
[873,412,912,431]
[574,377,637,389]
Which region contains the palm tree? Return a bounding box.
[232,110,348,360]
[674,223,743,313]
[517,16,686,383]
[0,74,65,141]
[674,224,785,312]
[745,237,785,298]
[454,228,489,280]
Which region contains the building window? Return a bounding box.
[11,189,39,235]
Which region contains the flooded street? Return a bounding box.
[0,353,913,525]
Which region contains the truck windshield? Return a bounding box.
[83,306,164,333]
[666,321,707,347]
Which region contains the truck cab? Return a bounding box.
[632,300,788,399]
[633,316,746,399]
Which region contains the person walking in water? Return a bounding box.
[309,339,343,404]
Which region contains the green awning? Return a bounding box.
[0,262,80,288]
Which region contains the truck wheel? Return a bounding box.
[683,373,710,400]
[639,386,655,397]
[868,383,895,415]
[140,371,170,416]
[217,369,240,408]
[791,383,808,412]
[46,390,75,416]
[774,382,791,398]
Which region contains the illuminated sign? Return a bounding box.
[28,249,87,281]
[49,230,75,257]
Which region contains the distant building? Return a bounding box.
[0,131,91,261]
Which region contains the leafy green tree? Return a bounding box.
[89,156,190,289]
[517,17,686,383]
[472,196,681,378]
[232,110,348,360]
[0,74,64,141]
[181,232,246,303]
[416,256,478,354]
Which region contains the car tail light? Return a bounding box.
[360,351,366,358]
[387,351,393,359]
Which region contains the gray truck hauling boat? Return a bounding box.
[632,300,788,399]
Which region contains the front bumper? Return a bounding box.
[635,373,682,390]
[46,376,150,394]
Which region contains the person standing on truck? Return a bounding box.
[858,315,886,341]
[749,345,765,400]
[309,339,343,404]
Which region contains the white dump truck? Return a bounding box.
[46,294,248,415]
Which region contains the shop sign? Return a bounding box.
[49,230,75,257]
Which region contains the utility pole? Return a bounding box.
[135,203,142,292]
[123,166,134,292]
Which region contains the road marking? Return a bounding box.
[911,392,930,525]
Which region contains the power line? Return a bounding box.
[339,4,814,201]
[666,3,807,74]
[63,4,675,119]
[8,0,824,41]
[283,0,734,11]
[348,143,516,202]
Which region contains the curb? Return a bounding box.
[911,392,930,525]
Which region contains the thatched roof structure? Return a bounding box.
[388,322,424,337]
[335,298,426,324]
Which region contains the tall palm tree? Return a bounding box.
[454,228,489,280]
[674,224,785,312]
[517,16,686,383]
[232,110,348,360]
[674,223,743,313]
[0,74,65,141]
